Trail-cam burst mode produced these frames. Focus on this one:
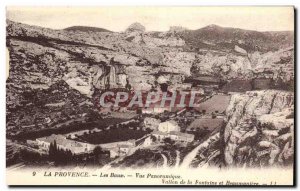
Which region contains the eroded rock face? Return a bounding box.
[6,20,294,96]
[224,90,294,167]
[6,20,294,168]
[191,48,294,83]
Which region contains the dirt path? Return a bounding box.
[174,150,180,168]
[181,133,220,168]
[161,154,168,168]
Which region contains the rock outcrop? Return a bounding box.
[223,90,294,167]
[6,20,294,95]
[125,22,146,33]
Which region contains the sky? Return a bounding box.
[6,6,294,32]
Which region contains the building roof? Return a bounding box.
[152,131,168,136]
[160,120,179,127]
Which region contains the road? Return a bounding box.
[181,133,220,168]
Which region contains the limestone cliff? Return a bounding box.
[7,20,294,96]
[223,90,294,167]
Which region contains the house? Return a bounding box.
[168,131,194,142]
[152,131,169,142]
[119,145,130,154]
[142,107,171,114]
[143,117,161,130]
[142,136,152,146]
[158,120,180,133]
[26,140,39,148]
[36,134,95,154]
[109,149,119,158]
[152,131,194,143]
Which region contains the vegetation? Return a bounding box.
[76,128,147,144]
[13,117,127,141]
[48,140,73,165]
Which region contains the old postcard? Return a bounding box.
[6,6,295,186]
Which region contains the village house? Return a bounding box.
[151,131,168,141]
[152,131,194,143]
[109,149,119,158]
[143,117,161,131]
[142,106,171,114]
[98,139,136,158]
[158,120,180,133]
[150,120,195,142]
[119,144,132,156]
[36,134,95,154]
[107,143,135,158]
[168,131,194,142]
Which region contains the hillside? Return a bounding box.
[64,26,112,33]
[180,24,294,53]
[6,20,294,167]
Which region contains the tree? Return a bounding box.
[93,146,105,163]
[212,113,217,119]
[48,140,58,161]
[146,128,152,133]
[93,146,104,156]
[150,135,157,142]
[163,137,175,145]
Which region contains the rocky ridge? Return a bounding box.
[223,90,294,167]
[7,20,294,96]
[6,20,294,167]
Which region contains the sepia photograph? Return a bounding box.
[5,6,295,186]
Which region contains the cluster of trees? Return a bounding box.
[92,146,110,166]
[20,149,44,162]
[48,141,73,165]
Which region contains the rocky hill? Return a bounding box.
[6,20,294,167]
[223,90,294,167]
[7,20,294,94]
[180,24,293,53]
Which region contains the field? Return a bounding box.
[196,94,230,114]
[188,118,224,131]
[76,128,148,144]
[13,117,128,141]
